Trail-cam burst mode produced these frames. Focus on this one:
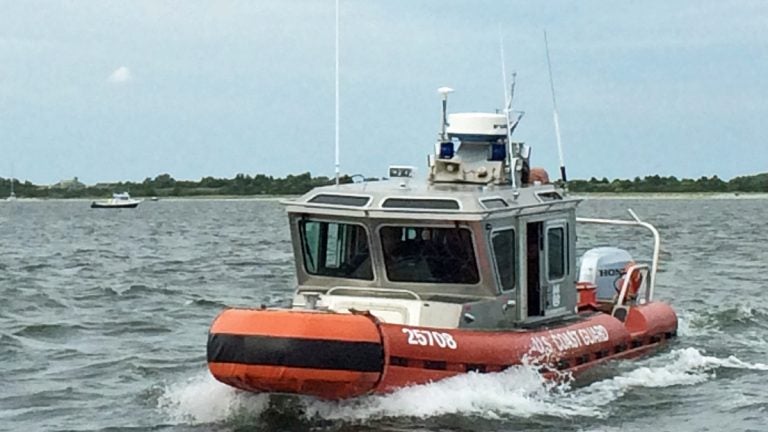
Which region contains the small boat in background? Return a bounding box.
[6,168,17,201]
[90,192,141,209]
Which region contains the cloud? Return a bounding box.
[107,66,132,84]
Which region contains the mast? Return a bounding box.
[498,31,518,188]
[334,0,340,185]
[438,87,453,141]
[544,30,568,184]
[9,163,15,199]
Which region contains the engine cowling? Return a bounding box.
[578,247,635,300]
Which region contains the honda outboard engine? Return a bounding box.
[578,247,634,300]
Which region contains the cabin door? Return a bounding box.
[542,219,568,314]
[526,219,569,318]
[525,222,544,317]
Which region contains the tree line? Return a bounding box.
[567,174,768,193]
[0,172,362,199]
[1,172,767,199]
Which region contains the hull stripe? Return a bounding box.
[207,333,384,373]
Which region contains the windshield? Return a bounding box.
[380,226,479,284]
[300,220,373,280]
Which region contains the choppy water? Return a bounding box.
[1,196,767,432]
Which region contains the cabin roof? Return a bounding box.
[284,178,580,219]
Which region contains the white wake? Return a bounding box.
[157,348,768,425]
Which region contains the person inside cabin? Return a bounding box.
[428,228,466,280]
[381,227,430,282]
[380,226,479,284]
[348,249,373,280]
[343,229,373,280]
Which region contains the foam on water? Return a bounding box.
[676,310,712,337]
[678,304,768,339]
[304,365,582,421]
[157,372,269,425]
[156,347,768,426]
[566,347,768,414]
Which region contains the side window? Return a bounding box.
[300,220,372,280]
[547,225,565,280]
[491,229,516,291]
[303,221,320,273]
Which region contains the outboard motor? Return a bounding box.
[578,247,634,300]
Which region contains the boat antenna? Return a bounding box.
[544,30,568,185]
[499,28,509,107]
[9,163,14,198]
[499,29,517,188]
[438,86,454,141]
[334,0,340,185]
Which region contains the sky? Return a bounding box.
[1,1,767,185]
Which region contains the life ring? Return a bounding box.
[615,261,642,303]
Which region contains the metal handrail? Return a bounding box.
[576,208,660,299]
[326,286,423,301]
[615,263,650,305]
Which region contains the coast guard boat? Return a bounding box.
[207,88,678,399]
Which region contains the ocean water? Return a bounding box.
[1,196,767,432]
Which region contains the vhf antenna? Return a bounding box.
[334,0,340,185]
[499,29,524,187]
[544,30,568,186]
[438,87,454,141]
[499,31,516,188]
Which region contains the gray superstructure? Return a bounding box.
[281,89,591,330]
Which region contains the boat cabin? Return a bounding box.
[284,93,587,330]
[285,178,579,329]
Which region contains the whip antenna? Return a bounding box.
[499,28,509,108]
[334,0,340,185]
[544,30,567,184]
[499,30,521,188]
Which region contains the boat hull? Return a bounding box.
[207,304,677,399]
[90,201,140,208]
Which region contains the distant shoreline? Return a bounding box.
[5,192,768,203]
[572,192,768,200]
[2,172,767,199]
[2,195,293,201]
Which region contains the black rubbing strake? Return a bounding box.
[207,333,383,373]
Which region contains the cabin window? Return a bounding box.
[547,226,566,280]
[299,220,373,280]
[481,198,509,209]
[537,191,563,201]
[381,198,460,210]
[491,229,516,291]
[308,194,371,207]
[380,226,479,284]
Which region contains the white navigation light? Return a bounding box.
[389,165,415,178]
[438,86,454,99]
